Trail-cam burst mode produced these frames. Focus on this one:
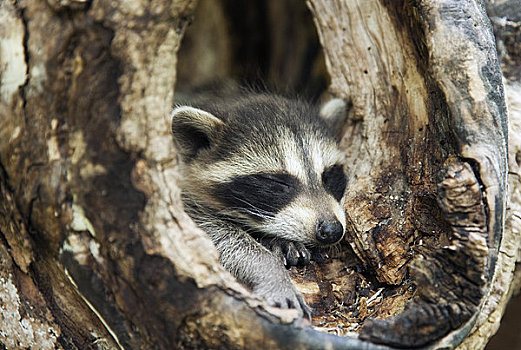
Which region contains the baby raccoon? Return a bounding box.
[171,91,348,317]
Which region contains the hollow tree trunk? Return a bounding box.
[0,1,518,349]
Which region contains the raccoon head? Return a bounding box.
[171,94,348,248]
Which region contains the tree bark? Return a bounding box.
[475,2,521,348]
[306,1,511,348]
[0,0,517,349]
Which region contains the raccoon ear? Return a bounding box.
[319,98,349,141]
[171,106,224,160]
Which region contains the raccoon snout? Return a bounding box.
[315,220,344,245]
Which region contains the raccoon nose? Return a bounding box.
[316,220,344,244]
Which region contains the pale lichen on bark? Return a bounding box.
[0,1,26,104]
[0,236,61,350]
[0,275,59,349]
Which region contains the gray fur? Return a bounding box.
[171,92,348,317]
[319,98,350,140]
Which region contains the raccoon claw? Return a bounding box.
[282,242,310,267]
[258,238,311,267]
[254,283,311,320]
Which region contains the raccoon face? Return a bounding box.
[171,94,348,247]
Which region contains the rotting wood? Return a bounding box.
[307,0,508,348]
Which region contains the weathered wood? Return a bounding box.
[460,2,521,347]
[0,0,221,348]
[0,1,386,349]
[307,0,508,348]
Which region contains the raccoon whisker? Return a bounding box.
[182,199,274,225]
[223,198,276,217]
[227,194,284,213]
[220,207,274,222]
[237,208,274,219]
[324,243,342,258]
[210,212,276,241]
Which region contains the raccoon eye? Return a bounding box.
[322,164,347,201]
[260,174,293,194]
[213,172,300,220]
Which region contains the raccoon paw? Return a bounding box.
[281,241,310,267]
[260,238,310,267]
[254,280,312,320]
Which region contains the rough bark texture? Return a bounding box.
[474,1,521,348]
[0,0,517,349]
[307,0,509,348]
